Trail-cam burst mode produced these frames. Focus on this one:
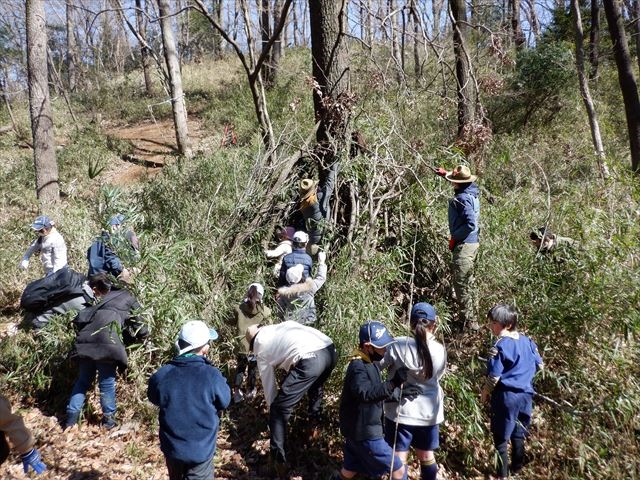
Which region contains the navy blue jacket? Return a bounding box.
[278,248,313,286]
[339,352,395,442]
[448,182,480,245]
[487,333,543,394]
[147,355,231,463]
[87,232,123,277]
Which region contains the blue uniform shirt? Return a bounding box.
[487,331,543,394]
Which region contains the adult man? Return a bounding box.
[20,215,67,276]
[246,321,337,479]
[441,165,481,331]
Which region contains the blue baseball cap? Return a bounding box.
[411,302,437,322]
[31,215,53,230]
[359,321,395,348]
[108,214,126,226]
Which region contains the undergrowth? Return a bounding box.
[0,50,639,480]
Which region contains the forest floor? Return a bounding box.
[1,120,478,480]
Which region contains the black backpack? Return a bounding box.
[20,267,87,314]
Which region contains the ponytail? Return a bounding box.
[246,285,262,310]
[411,318,434,378]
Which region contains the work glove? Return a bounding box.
[390,367,409,388]
[21,448,46,475]
[448,238,456,251]
[435,167,448,177]
[19,259,29,270]
[317,251,327,264]
[390,384,422,403]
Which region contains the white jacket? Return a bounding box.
[23,227,68,275]
[265,240,293,277]
[253,321,333,406]
[380,334,447,426]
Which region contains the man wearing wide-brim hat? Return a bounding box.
[443,165,481,331]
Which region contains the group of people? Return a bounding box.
[5,166,548,480]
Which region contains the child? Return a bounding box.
[264,226,294,277]
[148,320,231,480]
[277,231,313,287]
[380,303,447,480]
[481,304,544,480]
[231,283,271,403]
[0,394,47,475]
[333,320,409,480]
[65,273,148,429]
[276,250,327,325]
[20,215,68,276]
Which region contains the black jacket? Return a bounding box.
[339,352,395,441]
[70,289,147,369]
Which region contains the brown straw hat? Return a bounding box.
[445,165,477,183]
[299,178,318,200]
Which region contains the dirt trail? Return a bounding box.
[103,118,204,185]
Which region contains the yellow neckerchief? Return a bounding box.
[300,192,318,210]
[349,347,372,363]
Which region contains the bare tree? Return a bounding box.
[571,0,609,178]
[157,0,192,158]
[603,0,640,172]
[590,0,600,79]
[309,0,352,223]
[66,0,78,91]
[26,0,59,203]
[510,0,525,48]
[135,0,155,95]
[450,0,478,136]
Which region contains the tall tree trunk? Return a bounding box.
[571,0,609,178]
[26,0,59,203]
[260,0,274,85]
[136,0,155,95]
[66,0,78,91]
[389,0,403,84]
[157,0,192,158]
[212,0,223,57]
[272,0,283,67]
[433,0,444,37]
[634,0,640,74]
[603,0,640,172]
[590,0,600,79]
[511,0,525,48]
[409,1,421,80]
[450,0,478,136]
[309,0,351,221]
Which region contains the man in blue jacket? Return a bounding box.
[148,321,231,480]
[445,165,481,331]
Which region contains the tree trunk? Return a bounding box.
[26,0,59,203]
[409,1,421,80]
[157,0,192,158]
[634,0,640,74]
[511,0,525,48]
[66,0,78,91]
[309,0,351,221]
[590,0,600,79]
[212,0,223,58]
[433,0,444,37]
[450,0,478,135]
[603,0,640,172]
[571,0,609,178]
[136,0,155,95]
[389,0,404,84]
[272,0,283,69]
[260,0,274,85]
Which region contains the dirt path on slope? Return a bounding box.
[102,118,205,185]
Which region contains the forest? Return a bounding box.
[0,0,639,479]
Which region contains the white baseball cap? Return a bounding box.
[292,231,309,243]
[248,282,265,297]
[285,264,304,284]
[175,320,218,355]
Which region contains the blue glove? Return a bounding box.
[21,448,46,475]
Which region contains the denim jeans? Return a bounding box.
[165,456,214,480]
[269,343,337,463]
[67,359,117,418]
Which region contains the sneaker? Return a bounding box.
[102,415,117,430]
[246,388,257,400]
[233,390,245,403]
